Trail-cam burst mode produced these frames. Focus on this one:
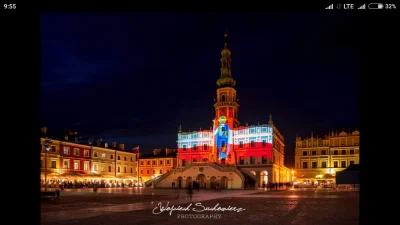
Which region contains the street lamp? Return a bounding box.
[43,139,52,192]
[89,137,94,173]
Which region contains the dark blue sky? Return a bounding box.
[40,13,360,167]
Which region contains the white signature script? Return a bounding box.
[152,202,246,216]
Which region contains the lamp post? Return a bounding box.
[43,139,52,192]
[89,137,94,173]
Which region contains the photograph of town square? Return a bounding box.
[40,12,360,225]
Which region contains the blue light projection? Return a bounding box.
[215,116,231,160]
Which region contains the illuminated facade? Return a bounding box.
[138,148,177,183]
[294,129,360,184]
[40,129,137,187]
[155,31,290,189]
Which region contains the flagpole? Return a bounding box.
[137,145,140,187]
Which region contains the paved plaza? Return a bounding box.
[41,188,359,225]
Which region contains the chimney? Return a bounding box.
[153,149,161,156]
[41,127,47,134]
[64,135,68,141]
[165,148,172,155]
[75,136,79,142]
[96,138,102,146]
[104,142,108,148]
[112,142,117,148]
[119,143,125,150]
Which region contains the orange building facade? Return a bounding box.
[138,148,177,184]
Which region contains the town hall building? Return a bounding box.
[153,31,290,189]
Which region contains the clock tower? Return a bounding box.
[214,30,240,129]
[213,30,239,165]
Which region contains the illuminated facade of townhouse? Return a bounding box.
[294,129,360,184]
[138,148,178,184]
[153,32,291,189]
[40,128,137,188]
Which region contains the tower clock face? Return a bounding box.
[218,116,226,124]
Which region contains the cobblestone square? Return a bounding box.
[41,188,359,225]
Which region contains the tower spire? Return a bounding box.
[268,113,273,124]
[178,124,182,133]
[216,29,236,87]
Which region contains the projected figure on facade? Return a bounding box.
[215,116,231,160]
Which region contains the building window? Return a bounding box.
[350,149,354,154]
[341,150,346,155]
[182,145,187,151]
[239,141,243,148]
[221,95,226,102]
[63,147,69,154]
[239,156,244,164]
[350,160,354,165]
[124,156,127,161]
[110,154,114,159]
[334,150,338,155]
[51,160,56,168]
[84,161,89,171]
[302,162,308,169]
[312,162,317,168]
[250,140,255,147]
[74,148,79,156]
[94,152,98,157]
[334,161,338,168]
[93,163,98,171]
[182,159,186,166]
[147,161,150,165]
[51,146,56,152]
[153,160,156,165]
[84,150,89,157]
[131,167,133,173]
[108,166,112,172]
[159,160,163,165]
[321,162,327,168]
[140,161,144,166]
[193,144,197,150]
[262,140,266,147]
[193,158,197,162]
[262,156,267,164]
[117,167,120,173]
[166,160,170,165]
[131,157,133,162]
[302,151,307,156]
[250,156,255,164]
[341,161,346,168]
[203,158,208,161]
[321,150,326,155]
[117,155,121,160]
[203,144,208,150]
[160,169,163,174]
[311,151,316,155]
[124,167,127,173]
[74,162,79,170]
[146,170,149,174]
[153,169,156,175]
[102,153,106,158]
[63,161,69,169]
[140,170,143,174]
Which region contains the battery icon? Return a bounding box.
[368,3,384,9]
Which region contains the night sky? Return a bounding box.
[40,13,360,167]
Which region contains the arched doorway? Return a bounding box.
[261,171,268,187]
[250,171,256,177]
[196,174,206,188]
[210,176,217,189]
[220,176,228,189]
[177,177,183,188]
[186,177,193,187]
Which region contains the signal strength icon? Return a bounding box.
[358,4,366,9]
[326,4,333,9]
